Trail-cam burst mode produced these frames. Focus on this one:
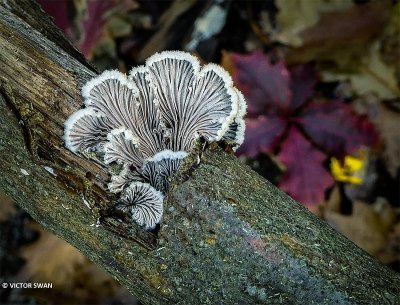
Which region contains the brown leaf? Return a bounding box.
[317,3,399,99]
[324,198,397,257]
[274,0,354,47]
[353,94,400,177]
[380,222,400,264]
[377,104,400,177]
[220,50,236,77]
[137,0,199,62]
[18,222,86,288]
[18,222,137,304]
[0,192,16,222]
[321,42,400,99]
[285,1,391,64]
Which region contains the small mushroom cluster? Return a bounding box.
[64,51,246,230]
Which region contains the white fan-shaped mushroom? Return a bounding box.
[128,66,165,158]
[188,64,238,140]
[66,69,165,159]
[118,182,164,230]
[145,51,199,151]
[141,150,188,193]
[82,70,138,130]
[104,127,143,168]
[64,108,113,152]
[145,51,238,151]
[64,50,247,231]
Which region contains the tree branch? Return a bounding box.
[0,1,399,304]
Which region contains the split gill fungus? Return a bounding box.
[64,51,247,230]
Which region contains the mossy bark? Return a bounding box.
[0,1,399,304]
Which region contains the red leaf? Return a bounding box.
[278,127,334,206]
[37,0,73,35]
[289,64,317,111]
[231,51,292,116]
[39,0,139,59]
[236,116,286,158]
[297,100,378,157]
[78,1,120,58]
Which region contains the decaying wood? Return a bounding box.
[0,1,399,304]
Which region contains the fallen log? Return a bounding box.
[0,1,399,304]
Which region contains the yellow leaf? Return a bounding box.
[330,152,367,185]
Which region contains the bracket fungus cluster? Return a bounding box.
[64,51,247,230]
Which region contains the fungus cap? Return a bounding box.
[104,127,143,168]
[64,108,112,153]
[118,182,164,230]
[141,150,188,193]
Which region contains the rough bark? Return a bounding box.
[0,1,399,304]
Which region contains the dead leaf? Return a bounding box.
[285,1,391,64]
[322,42,399,99]
[274,0,354,47]
[137,0,199,62]
[18,222,137,304]
[380,222,400,264]
[353,94,400,177]
[0,192,16,222]
[277,0,398,99]
[324,185,341,213]
[380,3,400,70]
[284,1,398,99]
[378,104,400,177]
[220,50,236,77]
[18,222,86,289]
[324,197,397,257]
